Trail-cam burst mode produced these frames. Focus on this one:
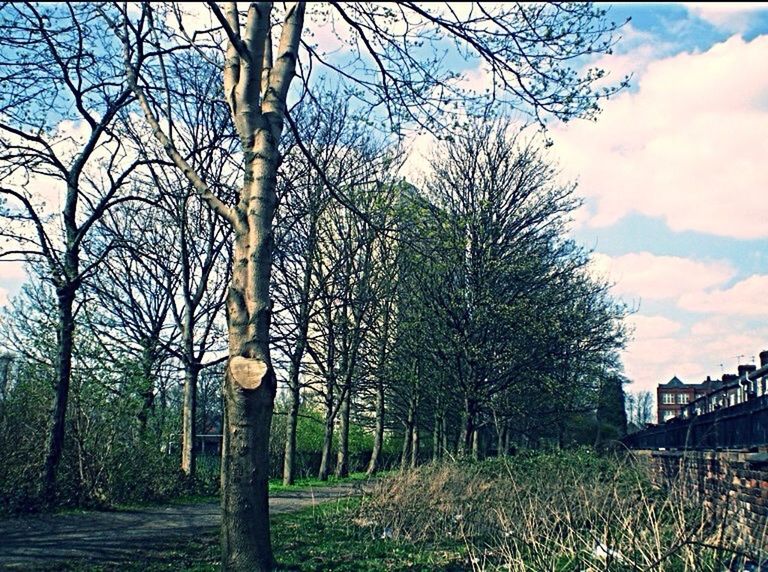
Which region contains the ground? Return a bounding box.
[0,484,361,570]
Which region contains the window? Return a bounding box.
[677,394,689,404]
[662,410,675,421]
[661,393,675,404]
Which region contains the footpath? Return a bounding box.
[0,483,362,569]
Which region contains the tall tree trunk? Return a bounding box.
[441,410,448,458]
[318,411,334,481]
[432,399,441,462]
[462,398,476,456]
[282,214,316,486]
[367,378,385,475]
[181,362,199,478]
[137,341,156,433]
[401,419,412,469]
[334,389,351,478]
[127,4,305,568]
[42,285,76,504]
[181,301,199,478]
[410,417,419,468]
[282,376,300,485]
[219,120,282,570]
[367,302,390,475]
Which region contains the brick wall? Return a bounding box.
[633,449,768,556]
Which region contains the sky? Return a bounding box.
[1,2,767,400]
[549,2,768,395]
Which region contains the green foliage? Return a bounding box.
[0,283,217,513]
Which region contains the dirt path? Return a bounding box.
[0,483,364,570]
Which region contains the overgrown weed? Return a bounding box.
[355,450,753,571]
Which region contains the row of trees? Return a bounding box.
[0,2,630,570]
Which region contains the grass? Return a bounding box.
[272,498,467,571]
[34,498,467,572]
[267,470,384,494]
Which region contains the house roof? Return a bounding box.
[664,376,684,387]
[694,378,724,391]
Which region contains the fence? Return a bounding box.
[624,393,768,450]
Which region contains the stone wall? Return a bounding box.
[633,448,768,556]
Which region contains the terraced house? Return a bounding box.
[657,351,768,423]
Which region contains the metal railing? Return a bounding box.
[624,394,768,450]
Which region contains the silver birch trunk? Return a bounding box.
[125,3,306,568]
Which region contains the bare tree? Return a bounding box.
[0,3,148,502]
[85,203,180,433]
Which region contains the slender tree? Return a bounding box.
[0,4,146,503]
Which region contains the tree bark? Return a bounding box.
[137,341,157,433]
[366,302,390,475]
[441,410,448,458]
[462,397,476,456]
[42,285,76,504]
[334,389,351,478]
[282,377,300,485]
[181,362,199,478]
[410,417,419,468]
[318,412,334,481]
[366,378,385,476]
[432,399,441,462]
[401,419,411,469]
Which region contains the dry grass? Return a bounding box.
[354,450,754,571]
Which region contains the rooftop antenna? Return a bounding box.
[734,354,745,364]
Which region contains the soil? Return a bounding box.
[0,483,363,570]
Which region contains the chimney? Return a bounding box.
[760,350,768,368]
[738,364,757,378]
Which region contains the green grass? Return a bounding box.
[271,498,466,571]
[268,470,385,494]
[37,498,467,572]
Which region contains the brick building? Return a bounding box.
[656,362,764,423]
[657,376,699,422]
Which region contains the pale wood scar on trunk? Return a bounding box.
[229,356,269,390]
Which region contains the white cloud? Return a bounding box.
[590,251,735,301]
[623,313,768,394]
[679,274,768,315]
[630,314,682,339]
[594,254,767,395]
[553,34,768,239]
[683,3,768,32]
